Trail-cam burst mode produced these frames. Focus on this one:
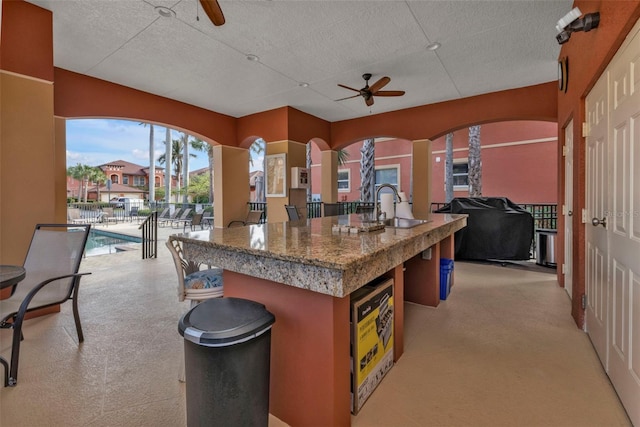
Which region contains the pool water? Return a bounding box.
[85,229,142,257]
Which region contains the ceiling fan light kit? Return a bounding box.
[155,6,175,18]
[336,73,405,107]
[426,42,441,51]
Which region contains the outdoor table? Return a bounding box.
[0,264,26,386]
[0,264,25,292]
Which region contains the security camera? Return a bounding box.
[555,7,600,45]
[556,7,582,33]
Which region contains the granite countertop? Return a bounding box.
[176,213,467,297]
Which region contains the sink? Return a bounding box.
[383,217,431,229]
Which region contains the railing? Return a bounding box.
[139,211,158,259]
[430,201,558,230]
[521,204,557,230]
[68,202,144,223]
[307,202,323,218]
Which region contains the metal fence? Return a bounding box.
[139,211,158,259]
[430,202,558,230]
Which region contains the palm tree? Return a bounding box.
[205,143,214,203]
[337,149,349,166]
[87,167,107,202]
[140,122,155,204]
[158,135,198,202]
[67,163,96,202]
[468,125,482,197]
[445,132,454,202]
[66,164,84,201]
[306,142,312,202]
[359,138,375,202]
[164,127,172,205]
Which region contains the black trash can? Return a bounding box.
[178,297,276,427]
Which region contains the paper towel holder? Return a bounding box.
[375,184,402,221]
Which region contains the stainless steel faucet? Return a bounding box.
[375,183,402,221]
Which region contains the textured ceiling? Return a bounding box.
[27,0,572,122]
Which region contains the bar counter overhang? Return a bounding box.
[175,213,467,427]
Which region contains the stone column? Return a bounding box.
[213,145,250,228]
[1,1,57,263]
[320,150,338,203]
[412,139,432,218]
[265,140,307,222]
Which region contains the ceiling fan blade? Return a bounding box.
[374,90,406,97]
[199,0,226,26]
[335,94,361,102]
[337,84,361,93]
[365,96,374,107]
[369,76,390,94]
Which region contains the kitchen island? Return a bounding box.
[176,213,466,426]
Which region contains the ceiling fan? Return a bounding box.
[336,73,405,107]
[199,0,225,26]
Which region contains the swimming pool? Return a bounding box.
[85,229,142,257]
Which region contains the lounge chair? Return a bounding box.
[159,208,182,228]
[171,208,193,229]
[67,208,86,224]
[98,207,119,225]
[228,210,263,227]
[0,224,91,386]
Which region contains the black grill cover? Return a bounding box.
[435,197,533,261]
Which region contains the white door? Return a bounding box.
[563,120,573,298]
[585,20,640,426]
[585,72,610,367]
[605,24,640,426]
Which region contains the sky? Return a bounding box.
[66,118,264,172]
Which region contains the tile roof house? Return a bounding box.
[67,160,175,202]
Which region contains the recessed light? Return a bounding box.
[246,54,260,62]
[298,82,309,88]
[155,6,175,18]
[426,42,441,51]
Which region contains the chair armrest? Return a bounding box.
[15,272,92,320]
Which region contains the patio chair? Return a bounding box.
[284,205,300,221]
[166,235,223,382]
[227,210,263,227]
[0,223,91,387]
[128,206,140,223]
[182,212,204,232]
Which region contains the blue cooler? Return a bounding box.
[440,258,454,300]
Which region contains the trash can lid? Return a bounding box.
[179,297,275,347]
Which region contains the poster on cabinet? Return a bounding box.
[351,278,394,414]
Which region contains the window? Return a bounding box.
[337,169,350,192]
[123,176,129,185]
[452,159,469,191]
[110,174,119,184]
[133,176,146,186]
[374,165,400,197]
